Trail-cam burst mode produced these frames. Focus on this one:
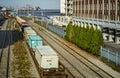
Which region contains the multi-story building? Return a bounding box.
[66,0,73,16]
[60,0,73,16]
[73,0,120,21]
[72,0,120,44]
[60,0,65,14]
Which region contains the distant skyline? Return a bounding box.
[0,0,60,9]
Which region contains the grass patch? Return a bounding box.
[12,19,36,78]
[12,41,33,78]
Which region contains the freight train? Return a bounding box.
[15,16,66,78]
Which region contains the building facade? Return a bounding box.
[60,0,65,14]
[66,0,73,15]
[60,0,73,16]
[73,0,120,21]
[72,0,120,44]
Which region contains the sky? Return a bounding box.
[0,0,60,9]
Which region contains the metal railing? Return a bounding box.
[100,47,120,66]
[73,17,120,29]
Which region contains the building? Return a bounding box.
[72,0,120,44]
[60,0,73,16]
[60,0,65,14]
[66,0,73,16]
[73,0,120,21]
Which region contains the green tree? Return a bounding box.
[65,23,104,55]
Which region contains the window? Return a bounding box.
[112,2,115,10]
[117,1,120,10]
[104,3,108,10]
[117,15,120,21]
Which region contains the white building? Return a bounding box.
[60,0,73,16]
[60,0,65,14]
[1,7,7,11]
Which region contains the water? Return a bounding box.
[17,9,61,17]
[17,9,66,37]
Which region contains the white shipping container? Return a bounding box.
[16,16,26,24]
[24,27,32,30]
[24,29,37,40]
[35,46,59,69]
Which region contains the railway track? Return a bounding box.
[29,21,116,78]
[0,18,12,78]
[41,29,113,78]
[42,29,114,78]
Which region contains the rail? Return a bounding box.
[29,21,116,78]
[0,18,12,78]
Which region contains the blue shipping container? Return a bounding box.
[28,35,43,51]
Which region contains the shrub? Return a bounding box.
[65,23,104,55]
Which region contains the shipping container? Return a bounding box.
[24,26,32,30]
[16,16,28,26]
[28,35,43,51]
[35,46,58,69]
[23,26,32,33]
[24,29,37,41]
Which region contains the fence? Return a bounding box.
[100,47,120,66]
[45,24,66,38]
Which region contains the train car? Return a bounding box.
[24,29,37,41]
[16,16,28,26]
[5,11,11,17]
[23,26,33,33]
[24,26,32,30]
[28,35,43,51]
[35,46,66,78]
[16,16,29,32]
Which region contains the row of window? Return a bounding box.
[73,2,120,10]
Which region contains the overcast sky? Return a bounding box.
[0,0,60,9]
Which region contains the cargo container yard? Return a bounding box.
[15,16,66,78]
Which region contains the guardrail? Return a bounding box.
[100,47,120,66]
[73,17,120,29]
[46,24,66,38]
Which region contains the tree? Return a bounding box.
[65,23,104,55]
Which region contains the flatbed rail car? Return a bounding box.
[24,29,37,42]
[35,46,66,78]
[16,16,29,32]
